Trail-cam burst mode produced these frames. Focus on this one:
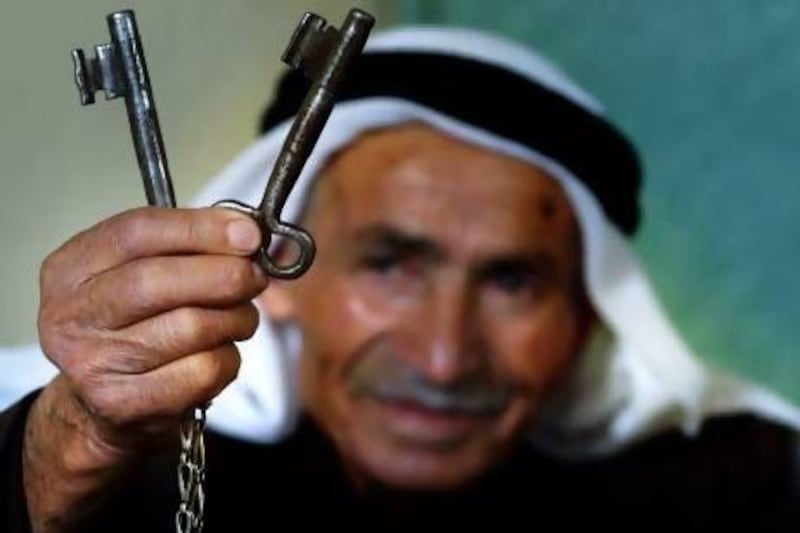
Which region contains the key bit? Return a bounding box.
[281,13,337,79]
[71,10,175,208]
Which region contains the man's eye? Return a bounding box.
[487,266,540,294]
[361,253,401,273]
[493,272,530,293]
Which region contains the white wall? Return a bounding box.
[0,0,394,343]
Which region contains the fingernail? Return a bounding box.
[227,219,260,252]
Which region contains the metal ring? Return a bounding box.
[213,199,316,280]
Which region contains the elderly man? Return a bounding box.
[1,25,799,532]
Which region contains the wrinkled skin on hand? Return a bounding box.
[24,207,268,533]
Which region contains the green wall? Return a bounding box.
[400,1,800,404]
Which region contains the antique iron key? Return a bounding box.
[214,9,374,279]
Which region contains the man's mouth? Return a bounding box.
[363,395,496,450]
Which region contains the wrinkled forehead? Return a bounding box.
[302,123,581,258]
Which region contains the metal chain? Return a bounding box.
[175,406,207,533]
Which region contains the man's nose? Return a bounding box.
[410,278,487,384]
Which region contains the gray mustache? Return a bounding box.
[350,358,510,416]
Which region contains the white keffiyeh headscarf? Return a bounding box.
[3,25,798,458]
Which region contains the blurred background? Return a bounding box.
[1,1,798,404]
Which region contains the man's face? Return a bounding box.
[264,124,592,491]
